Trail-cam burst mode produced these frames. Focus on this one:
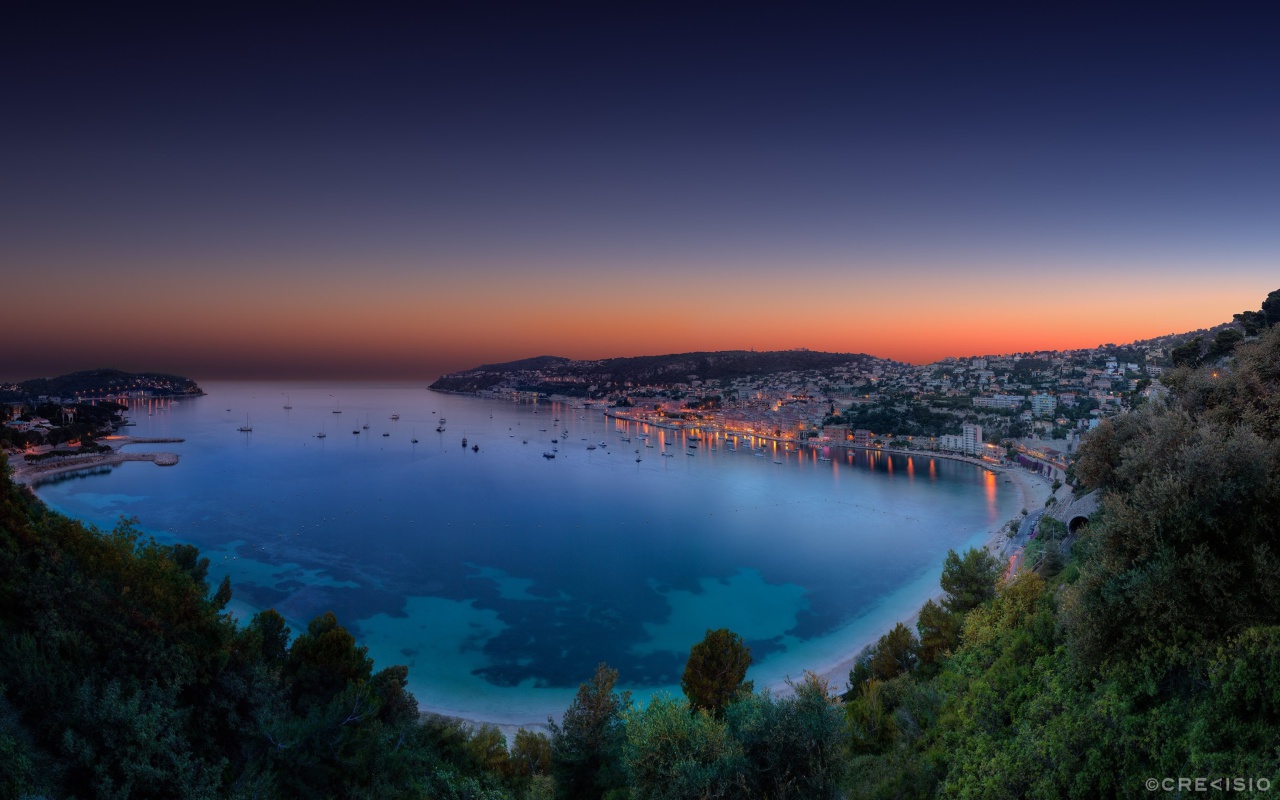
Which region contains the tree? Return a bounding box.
[916,599,959,669]
[1262,288,1280,328]
[1205,327,1244,361]
[548,662,631,799]
[622,694,743,800]
[868,623,918,680]
[681,629,753,718]
[1171,335,1204,368]
[1234,309,1265,336]
[283,611,374,713]
[939,548,1002,616]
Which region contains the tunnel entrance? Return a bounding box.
[1068,515,1089,534]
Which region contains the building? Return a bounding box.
[1030,393,1058,417]
[973,394,1025,410]
[962,423,983,456]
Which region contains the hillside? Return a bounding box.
[430,349,886,394]
[0,368,203,402]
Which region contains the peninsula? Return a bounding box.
[1,368,198,482]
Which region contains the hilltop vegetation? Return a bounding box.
[430,349,882,395]
[0,368,202,402]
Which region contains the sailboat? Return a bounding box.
[411,429,419,443]
[237,414,253,432]
[282,393,292,410]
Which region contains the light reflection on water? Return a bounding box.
[35,382,1018,724]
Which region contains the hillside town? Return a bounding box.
[431,330,1229,482]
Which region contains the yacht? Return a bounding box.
[237,414,253,433]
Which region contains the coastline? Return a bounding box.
[14,390,1056,730]
[8,436,184,487]
[776,464,1055,697]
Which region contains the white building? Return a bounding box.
[962,423,983,456]
[973,394,1025,410]
[1031,393,1058,417]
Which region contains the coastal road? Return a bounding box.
[1005,507,1046,576]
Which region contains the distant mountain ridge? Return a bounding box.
[0,368,203,401]
[431,349,887,394]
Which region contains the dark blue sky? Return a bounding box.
[3,4,1277,378]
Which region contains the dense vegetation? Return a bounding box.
[3,299,1279,797]
[840,319,1280,798]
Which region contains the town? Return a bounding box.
[430,322,1241,483]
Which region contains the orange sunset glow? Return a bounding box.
[2,5,1276,383]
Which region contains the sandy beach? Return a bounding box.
[794,464,1056,697]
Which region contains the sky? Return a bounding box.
[2,4,1277,381]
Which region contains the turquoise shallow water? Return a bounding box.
[34,382,1018,724]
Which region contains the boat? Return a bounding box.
[436,426,445,432]
[383,432,390,437]
[472,444,479,452]
[352,428,360,435]
[551,438,558,443]
[636,457,642,462]
[688,442,698,448]
[282,393,292,410]
[439,418,446,424]
[599,441,606,447]
[586,445,596,450]
[773,459,783,464]
[462,437,468,447]
[662,453,674,457]
[237,414,253,432]
[543,452,556,459]
[411,430,419,443]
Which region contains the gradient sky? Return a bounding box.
[2,5,1277,380]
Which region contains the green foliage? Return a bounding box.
[548,662,631,799]
[284,610,374,713]
[681,628,754,718]
[622,694,743,799]
[725,674,847,799]
[916,600,959,670]
[1205,327,1244,361]
[1171,335,1204,368]
[868,623,919,681]
[939,548,1001,615]
[623,676,847,800]
[842,304,1280,799]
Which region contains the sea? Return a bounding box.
[32,382,1019,725]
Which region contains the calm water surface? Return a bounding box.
[35,382,1019,723]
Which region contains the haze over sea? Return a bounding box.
[33,382,1018,725]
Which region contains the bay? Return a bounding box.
[33,381,1020,725]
